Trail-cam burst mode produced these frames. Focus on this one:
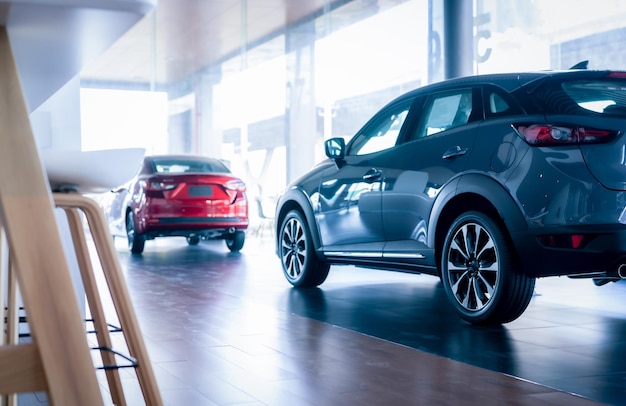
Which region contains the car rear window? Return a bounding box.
[562,79,626,115]
[151,159,230,174]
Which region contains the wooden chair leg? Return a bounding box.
[0,227,17,406]
[5,255,19,406]
[63,208,127,406]
[54,193,163,406]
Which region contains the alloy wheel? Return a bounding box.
[281,216,306,281]
[445,221,499,312]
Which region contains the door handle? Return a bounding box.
[442,145,468,159]
[362,168,382,182]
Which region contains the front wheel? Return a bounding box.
[126,210,145,254]
[225,231,245,252]
[279,210,329,287]
[441,211,535,325]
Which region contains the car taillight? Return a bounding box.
[224,179,246,192]
[513,124,617,145]
[146,181,178,198]
[223,179,246,203]
[537,234,589,249]
[149,181,178,191]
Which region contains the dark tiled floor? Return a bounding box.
[17,233,626,405]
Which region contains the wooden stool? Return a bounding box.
[0,25,160,404]
[54,192,163,406]
[0,191,163,406]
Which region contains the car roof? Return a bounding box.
[145,154,221,162]
[394,69,626,101]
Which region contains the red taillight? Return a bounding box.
[223,179,246,204]
[149,181,178,191]
[538,234,588,249]
[577,127,615,143]
[513,124,617,145]
[571,234,584,249]
[224,179,246,192]
[606,71,626,78]
[516,125,575,144]
[145,180,178,198]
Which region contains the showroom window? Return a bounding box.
[78,0,626,203]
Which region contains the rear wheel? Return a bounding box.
[186,235,200,246]
[126,211,145,254]
[441,211,535,325]
[279,210,329,287]
[225,231,245,252]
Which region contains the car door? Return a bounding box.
[382,87,483,264]
[316,97,416,255]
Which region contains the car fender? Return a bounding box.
[427,173,527,248]
[275,186,323,251]
[426,177,460,248]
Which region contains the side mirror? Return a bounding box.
[324,137,345,160]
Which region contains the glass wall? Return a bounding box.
[474,0,626,74]
[213,0,430,202]
[79,0,626,224]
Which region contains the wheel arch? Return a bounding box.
[430,174,528,276]
[275,187,322,254]
[125,205,145,234]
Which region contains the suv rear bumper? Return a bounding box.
[512,225,626,278]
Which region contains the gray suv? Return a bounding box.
[275,68,626,324]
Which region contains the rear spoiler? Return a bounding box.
[569,60,589,70]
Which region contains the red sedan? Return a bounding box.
[108,155,248,254]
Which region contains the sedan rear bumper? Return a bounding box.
[142,216,248,240]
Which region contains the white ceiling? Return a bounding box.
[1,0,155,110]
[80,0,334,86]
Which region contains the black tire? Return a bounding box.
[279,210,330,287]
[186,235,200,246]
[441,211,535,325]
[225,231,245,252]
[126,210,145,254]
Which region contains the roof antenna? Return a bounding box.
[569,60,589,70]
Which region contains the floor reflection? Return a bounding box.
[113,236,625,405]
[285,283,517,373]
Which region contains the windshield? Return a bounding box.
[151,158,231,174]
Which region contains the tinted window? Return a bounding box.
[483,86,525,118]
[150,158,230,174]
[488,92,509,113]
[562,79,626,115]
[530,77,626,115]
[415,89,473,139]
[348,100,412,156]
